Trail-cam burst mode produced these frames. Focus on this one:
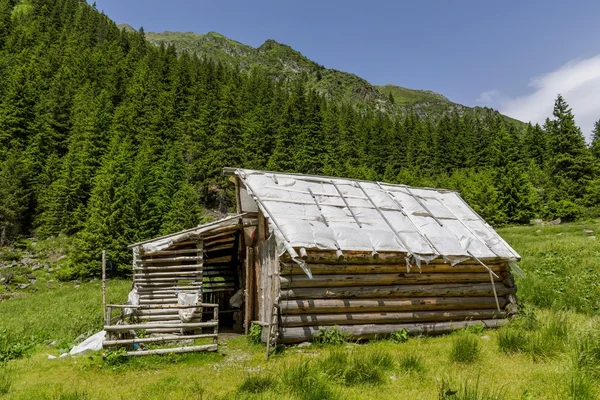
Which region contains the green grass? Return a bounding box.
[449,333,480,364]
[0,222,599,399]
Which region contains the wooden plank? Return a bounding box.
[281,309,505,327]
[281,251,508,265]
[280,263,505,276]
[134,264,203,271]
[281,283,515,300]
[105,321,218,331]
[142,248,199,257]
[125,344,217,356]
[279,319,508,343]
[138,256,203,264]
[280,296,508,314]
[104,333,216,346]
[280,273,501,288]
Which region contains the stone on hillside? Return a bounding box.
[297,342,311,348]
[530,219,543,225]
[583,229,594,234]
[547,218,561,225]
[17,283,30,289]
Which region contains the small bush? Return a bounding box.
[282,361,336,400]
[314,326,346,346]
[390,328,409,343]
[237,375,277,394]
[247,323,262,345]
[450,334,480,364]
[103,348,128,366]
[466,324,486,335]
[399,353,425,373]
[497,328,528,354]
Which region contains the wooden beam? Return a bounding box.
[280,263,506,276]
[125,344,217,356]
[279,272,502,288]
[281,282,515,300]
[281,309,505,327]
[279,319,508,343]
[280,296,507,314]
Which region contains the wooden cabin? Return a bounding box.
[105,168,519,354]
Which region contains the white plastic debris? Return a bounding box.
[68,330,106,356]
[123,288,139,317]
[178,292,199,322]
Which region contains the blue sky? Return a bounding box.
[91,0,600,135]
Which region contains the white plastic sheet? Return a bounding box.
[68,330,106,356]
[235,169,520,263]
[178,292,199,322]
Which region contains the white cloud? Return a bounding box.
[479,55,600,139]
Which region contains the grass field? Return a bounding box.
[1,222,600,399]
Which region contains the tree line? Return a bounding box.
[0,0,599,276]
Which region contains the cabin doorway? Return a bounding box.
[201,227,244,333]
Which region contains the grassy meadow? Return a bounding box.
[1,222,600,399]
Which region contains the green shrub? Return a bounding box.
[497,328,528,354]
[314,326,346,346]
[450,333,480,364]
[0,329,33,362]
[247,323,262,345]
[282,361,336,400]
[0,249,20,262]
[103,348,128,366]
[237,375,277,394]
[399,353,425,373]
[465,324,486,335]
[390,328,409,343]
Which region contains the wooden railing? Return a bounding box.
[103,303,219,356]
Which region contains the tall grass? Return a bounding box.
[438,376,504,400]
[0,366,11,395]
[398,353,425,373]
[450,333,480,364]
[237,374,277,394]
[281,362,336,400]
[317,349,394,386]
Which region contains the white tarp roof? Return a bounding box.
[129,214,242,254]
[233,169,520,264]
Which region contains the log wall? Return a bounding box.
[277,259,517,343]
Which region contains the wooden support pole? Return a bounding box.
[245,247,254,334]
[102,250,107,324]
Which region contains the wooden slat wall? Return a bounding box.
[276,260,518,343]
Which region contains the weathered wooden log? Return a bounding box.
[281,283,515,300]
[280,273,501,288]
[280,296,507,314]
[105,321,217,331]
[134,264,203,271]
[142,248,199,257]
[279,319,508,343]
[138,256,204,264]
[281,309,505,327]
[281,263,505,276]
[125,344,217,356]
[281,251,509,265]
[104,333,216,346]
[204,255,232,264]
[135,271,201,277]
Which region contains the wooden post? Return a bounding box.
[213,305,219,345]
[102,250,107,323]
[244,247,254,334]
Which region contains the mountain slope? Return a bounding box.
[123,25,480,118]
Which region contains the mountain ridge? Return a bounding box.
[118,24,497,120]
